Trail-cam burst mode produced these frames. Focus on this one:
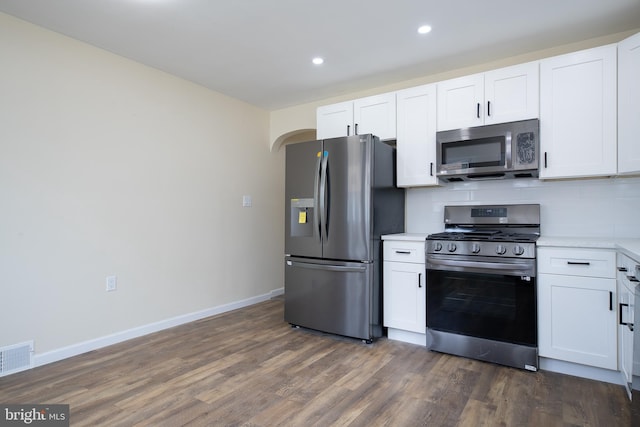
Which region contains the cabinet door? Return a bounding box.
[484,61,539,125]
[618,32,640,175]
[538,273,617,369]
[619,276,634,386]
[383,261,425,334]
[353,93,396,140]
[436,74,484,131]
[539,44,617,179]
[396,84,438,187]
[316,101,353,139]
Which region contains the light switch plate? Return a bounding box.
[242,195,252,207]
[106,275,117,292]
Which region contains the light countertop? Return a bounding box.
[383,234,640,261]
[538,236,640,262]
[381,233,428,242]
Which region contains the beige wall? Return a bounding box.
[269,29,639,149]
[0,13,284,357]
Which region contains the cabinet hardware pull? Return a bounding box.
[610,292,613,311]
[544,152,548,168]
[567,261,590,266]
[418,273,422,288]
[395,250,411,254]
[476,103,480,118]
[487,101,491,116]
[355,123,358,135]
[629,275,640,282]
[619,267,628,272]
[430,162,433,176]
[347,125,351,136]
[620,302,630,325]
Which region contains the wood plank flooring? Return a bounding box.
[0,297,631,426]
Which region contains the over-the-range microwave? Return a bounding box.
[436,119,539,182]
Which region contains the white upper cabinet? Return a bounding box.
[618,32,640,175]
[316,101,353,140]
[539,44,617,179]
[484,62,540,125]
[353,93,397,140]
[316,92,396,140]
[436,62,539,131]
[396,84,438,187]
[436,73,484,130]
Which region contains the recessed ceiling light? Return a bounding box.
[312,57,324,65]
[418,25,432,35]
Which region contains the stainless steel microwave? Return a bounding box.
[436,119,539,182]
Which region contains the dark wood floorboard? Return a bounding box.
[0,297,631,426]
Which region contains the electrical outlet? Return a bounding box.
[106,275,117,292]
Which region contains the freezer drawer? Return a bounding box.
[284,257,376,341]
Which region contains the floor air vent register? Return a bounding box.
[0,341,33,377]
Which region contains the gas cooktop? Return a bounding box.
[426,204,540,259]
[427,230,540,243]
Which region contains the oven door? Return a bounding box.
[426,255,536,347]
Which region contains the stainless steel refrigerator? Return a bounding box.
[284,134,405,342]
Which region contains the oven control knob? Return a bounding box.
[513,245,525,256]
[471,243,481,254]
[496,244,507,255]
[447,243,457,252]
[433,242,443,252]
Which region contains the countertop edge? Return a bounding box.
[381,233,428,242]
[537,236,640,262]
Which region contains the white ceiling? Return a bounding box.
[1,0,639,111]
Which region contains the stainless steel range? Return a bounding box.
[426,204,540,371]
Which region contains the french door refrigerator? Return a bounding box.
[284,134,404,342]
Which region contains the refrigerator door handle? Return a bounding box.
[319,152,329,240]
[286,260,367,272]
[313,153,322,241]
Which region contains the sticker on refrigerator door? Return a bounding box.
[316,151,328,158]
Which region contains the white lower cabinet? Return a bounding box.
[382,238,426,345]
[537,247,617,370]
[617,253,639,391]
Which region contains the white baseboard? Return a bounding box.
[387,328,426,346]
[539,357,624,385]
[33,287,284,368]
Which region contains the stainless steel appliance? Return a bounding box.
[284,134,405,342]
[436,119,539,182]
[426,204,540,371]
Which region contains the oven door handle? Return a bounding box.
[427,257,534,275]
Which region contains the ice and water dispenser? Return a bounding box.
[290,198,315,237]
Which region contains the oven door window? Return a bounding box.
[426,269,536,346]
[442,136,506,169]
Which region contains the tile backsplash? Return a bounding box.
[406,176,640,238]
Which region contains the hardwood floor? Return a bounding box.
[0,297,631,426]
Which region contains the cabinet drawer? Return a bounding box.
[537,247,615,278]
[383,241,425,264]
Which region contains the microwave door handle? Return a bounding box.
[505,131,513,168]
